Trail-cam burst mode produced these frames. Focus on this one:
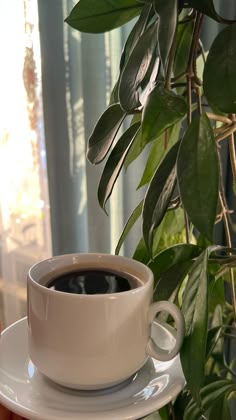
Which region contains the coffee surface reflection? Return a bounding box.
[46,269,138,294]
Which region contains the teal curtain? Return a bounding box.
[37,0,144,256]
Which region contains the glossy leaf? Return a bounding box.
[115,200,143,255]
[98,122,140,210]
[174,20,194,80]
[153,0,178,71]
[188,0,236,24]
[210,305,223,353]
[65,0,142,33]
[173,392,192,420]
[153,261,192,302]
[138,54,160,107]
[152,208,185,256]
[136,211,180,264]
[149,244,202,278]
[110,2,153,104]
[208,395,231,420]
[148,244,202,301]
[119,2,153,70]
[142,84,187,145]
[150,217,166,256]
[124,115,143,169]
[142,142,179,252]
[184,379,236,420]
[177,113,219,242]
[119,20,159,111]
[158,406,169,420]
[133,237,150,264]
[138,122,181,188]
[203,23,236,113]
[206,326,222,359]
[181,249,209,405]
[87,104,126,164]
[208,276,225,313]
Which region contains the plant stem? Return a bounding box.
[206,113,232,125]
[164,129,168,150]
[196,86,202,115]
[216,123,236,143]
[186,75,192,125]
[184,210,190,243]
[229,132,236,185]
[216,264,236,280]
[171,82,187,89]
[172,71,187,82]
[198,39,206,64]
[219,192,236,326]
[187,12,203,72]
[214,124,230,135]
[223,333,236,340]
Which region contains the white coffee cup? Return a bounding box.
[27,253,185,390]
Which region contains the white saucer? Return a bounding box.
[0,317,185,420]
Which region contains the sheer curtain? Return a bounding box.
[37,0,144,257]
[0,0,51,327]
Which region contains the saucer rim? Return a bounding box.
[0,317,185,420]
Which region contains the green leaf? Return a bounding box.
[138,121,181,188]
[206,326,222,359]
[158,405,169,420]
[174,20,194,80]
[120,2,153,68]
[203,23,236,114]
[173,392,192,420]
[184,379,236,420]
[188,0,236,24]
[197,233,212,249]
[153,0,178,71]
[98,122,140,210]
[119,20,159,111]
[208,276,225,313]
[142,142,179,253]
[177,113,219,242]
[110,2,153,105]
[65,0,142,33]
[160,207,185,237]
[87,104,126,164]
[124,115,144,169]
[181,249,209,405]
[149,243,201,284]
[124,110,177,173]
[115,200,143,255]
[133,237,150,264]
[151,207,185,256]
[149,242,201,302]
[208,396,231,420]
[153,261,192,302]
[210,305,223,356]
[141,84,187,145]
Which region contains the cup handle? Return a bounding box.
[146,301,185,362]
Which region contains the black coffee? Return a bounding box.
[46,269,139,295]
